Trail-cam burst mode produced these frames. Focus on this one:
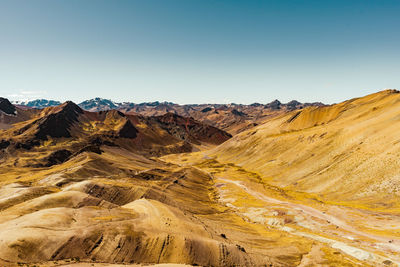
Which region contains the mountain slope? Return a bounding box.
[210,89,400,208]
[148,112,232,145]
[0,101,232,168]
[160,89,400,266]
[0,98,38,130]
[0,98,17,115]
[0,145,333,267]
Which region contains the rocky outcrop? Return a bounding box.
[0,97,16,115]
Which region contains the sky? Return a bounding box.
[0,0,399,104]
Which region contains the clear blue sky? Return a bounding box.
[0,0,399,104]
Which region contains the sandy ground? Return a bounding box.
[217,177,400,266]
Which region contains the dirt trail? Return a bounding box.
[220,178,400,245]
[218,178,400,266]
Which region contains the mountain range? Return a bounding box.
[13,97,323,111]
[12,98,324,134]
[1,90,400,266]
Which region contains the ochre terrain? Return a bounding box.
[210,90,400,209]
[164,89,400,266]
[0,91,399,266]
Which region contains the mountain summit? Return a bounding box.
[34,101,84,139]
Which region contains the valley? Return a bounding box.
[0,90,400,266]
[163,154,400,266]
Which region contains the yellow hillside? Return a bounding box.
[210,90,400,210]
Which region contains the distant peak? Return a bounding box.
[16,99,61,109]
[287,100,301,105]
[78,97,120,110]
[265,99,281,110]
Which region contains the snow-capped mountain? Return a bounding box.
[78,98,122,111]
[12,99,61,109]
